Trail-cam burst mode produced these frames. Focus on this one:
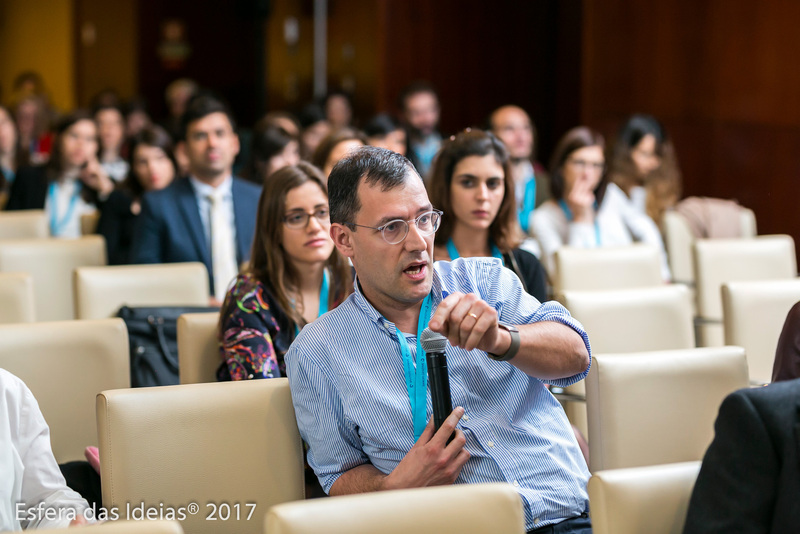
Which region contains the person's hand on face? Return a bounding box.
[79,157,114,196]
[566,173,596,224]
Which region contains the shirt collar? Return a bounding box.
[351,263,445,332]
[189,175,233,200]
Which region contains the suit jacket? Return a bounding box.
[130,177,261,295]
[683,378,800,534]
[4,165,49,210]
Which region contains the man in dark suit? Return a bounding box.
[131,95,260,302]
[683,378,800,533]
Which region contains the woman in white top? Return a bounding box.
[530,126,671,281]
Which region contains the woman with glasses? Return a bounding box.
[217,162,352,380]
[428,129,547,302]
[530,126,670,280]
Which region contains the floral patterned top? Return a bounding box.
[217,274,294,381]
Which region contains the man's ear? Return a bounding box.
[331,224,354,259]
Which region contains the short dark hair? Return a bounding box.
[120,125,177,199]
[363,113,402,139]
[178,94,236,141]
[328,146,417,225]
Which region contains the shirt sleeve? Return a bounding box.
[476,258,592,387]
[285,335,369,494]
[219,277,283,380]
[14,378,91,529]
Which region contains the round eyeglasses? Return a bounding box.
[345,209,442,245]
[283,208,331,229]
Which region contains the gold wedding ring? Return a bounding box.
[468,313,479,320]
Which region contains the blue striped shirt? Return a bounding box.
[285,257,592,530]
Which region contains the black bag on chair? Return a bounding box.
[117,305,219,387]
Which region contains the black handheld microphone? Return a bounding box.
[420,328,453,439]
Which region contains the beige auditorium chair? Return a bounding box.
[178,311,221,384]
[0,318,129,462]
[74,262,210,319]
[663,208,757,286]
[585,346,748,472]
[558,285,695,437]
[265,483,525,534]
[0,235,106,321]
[553,244,662,295]
[589,461,701,534]
[0,271,36,323]
[35,520,184,534]
[722,278,800,384]
[97,379,304,534]
[80,211,101,235]
[694,234,796,347]
[0,209,49,239]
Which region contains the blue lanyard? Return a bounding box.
[558,199,601,246]
[294,269,330,336]
[395,292,434,440]
[519,175,537,233]
[446,238,504,264]
[47,180,82,237]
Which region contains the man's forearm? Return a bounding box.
[506,321,589,380]
[328,463,388,496]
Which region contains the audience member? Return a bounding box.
[364,113,407,156]
[771,301,800,383]
[12,95,52,166]
[428,129,547,302]
[399,81,442,178]
[217,162,352,380]
[261,110,301,138]
[608,113,681,227]
[1,368,91,530]
[683,378,800,533]
[130,95,261,302]
[298,103,331,160]
[530,126,671,280]
[0,106,20,204]
[324,90,354,130]
[5,111,115,238]
[97,126,177,265]
[124,97,152,139]
[248,121,300,182]
[162,78,198,139]
[311,128,366,181]
[93,104,129,182]
[286,146,592,533]
[489,105,550,232]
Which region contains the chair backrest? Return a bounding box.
[663,208,758,285]
[97,379,304,534]
[80,211,100,235]
[35,520,184,534]
[561,285,695,354]
[264,483,526,534]
[74,262,210,319]
[0,271,36,323]
[588,461,701,534]
[554,244,662,294]
[178,312,221,384]
[0,318,129,462]
[586,346,749,472]
[722,278,800,384]
[0,209,49,239]
[0,236,106,321]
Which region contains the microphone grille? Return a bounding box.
[420,328,448,353]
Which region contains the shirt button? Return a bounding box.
[462,414,469,421]
[487,441,494,448]
[513,480,519,487]
[534,518,540,526]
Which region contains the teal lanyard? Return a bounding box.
[294,269,330,336]
[446,238,504,265]
[47,180,82,236]
[395,292,434,440]
[519,175,536,233]
[558,199,601,246]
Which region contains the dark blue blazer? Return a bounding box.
[130,177,261,295]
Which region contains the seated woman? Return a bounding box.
[218,162,352,380]
[530,126,671,281]
[5,111,114,238]
[428,129,547,302]
[97,126,177,265]
[607,113,681,227]
[311,128,366,182]
[94,104,129,182]
[248,120,300,183]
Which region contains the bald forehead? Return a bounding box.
[491,106,530,128]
